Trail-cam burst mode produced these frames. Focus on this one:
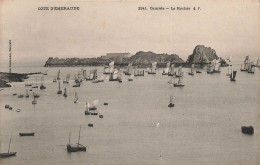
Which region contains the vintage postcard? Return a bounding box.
[0,0,259,165]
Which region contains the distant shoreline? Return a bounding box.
[0,72,43,88]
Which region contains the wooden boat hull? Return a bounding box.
[168,73,175,76]
[103,72,111,75]
[40,86,46,90]
[67,145,86,152]
[148,72,156,74]
[213,70,221,73]
[89,107,97,111]
[0,152,17,158]
[19,133,35,136]
[241,126,254,135]
[174,84,185,87]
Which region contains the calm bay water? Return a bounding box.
[0,63,259,165]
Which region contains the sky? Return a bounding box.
[0,0,259,64]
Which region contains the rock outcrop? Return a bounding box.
[187,45,218,63]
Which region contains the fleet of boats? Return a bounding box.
[2,56,258,159]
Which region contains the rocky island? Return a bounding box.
[44,45,228,67]
[187,45,228,66]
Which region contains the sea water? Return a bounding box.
[0,62,259,165]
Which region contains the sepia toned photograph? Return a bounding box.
[0,0,259,164]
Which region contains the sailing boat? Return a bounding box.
[25,90,29,98]
[128,74,134,81]
[0,132,17,158]
[168,96,174,107]
[74,92,78,103]
[241,56,250,71]
[162,62,170,75]
[32,78,38,88]
[173,72,185,87]
[73,75,81,87]
[213,59,221,73]
[227,65,232,76]
[175,66,183,78]
[57,70,61,80]
[124,62,133,75]
[188,64,195,75]
[134,69,144,76]
[34,89,40,98]
[89,99,99,110]
[63,74,70,83]
[67,126,86,152]
[118,70,123,83]
[104,61,114,74]
[248,62,255,73]
[230,70,237,82]
[40,76,46,90]
[25,80,32,86]
[63,88,68,97]
[207,62,214,74]
[57,81,62,94]
[84,102,91,115]
[109,69,119,81]
[168,64,175,76]
[32,92,37,104]
[43,70,48,75]
[148,62,157,74]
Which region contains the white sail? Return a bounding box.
[169,64,175,74]
[93,99,99,107]
[109,61,115,68]
[151,62,157,73]
[113,70,118,79]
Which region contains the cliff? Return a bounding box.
[44,51,184,67]
[187,45,218,63]
[187,45,228,66]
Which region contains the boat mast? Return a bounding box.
[69,128,71,145]
[77,125,81,146]
[8,131,13,153]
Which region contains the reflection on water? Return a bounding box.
[0,65,259,165]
